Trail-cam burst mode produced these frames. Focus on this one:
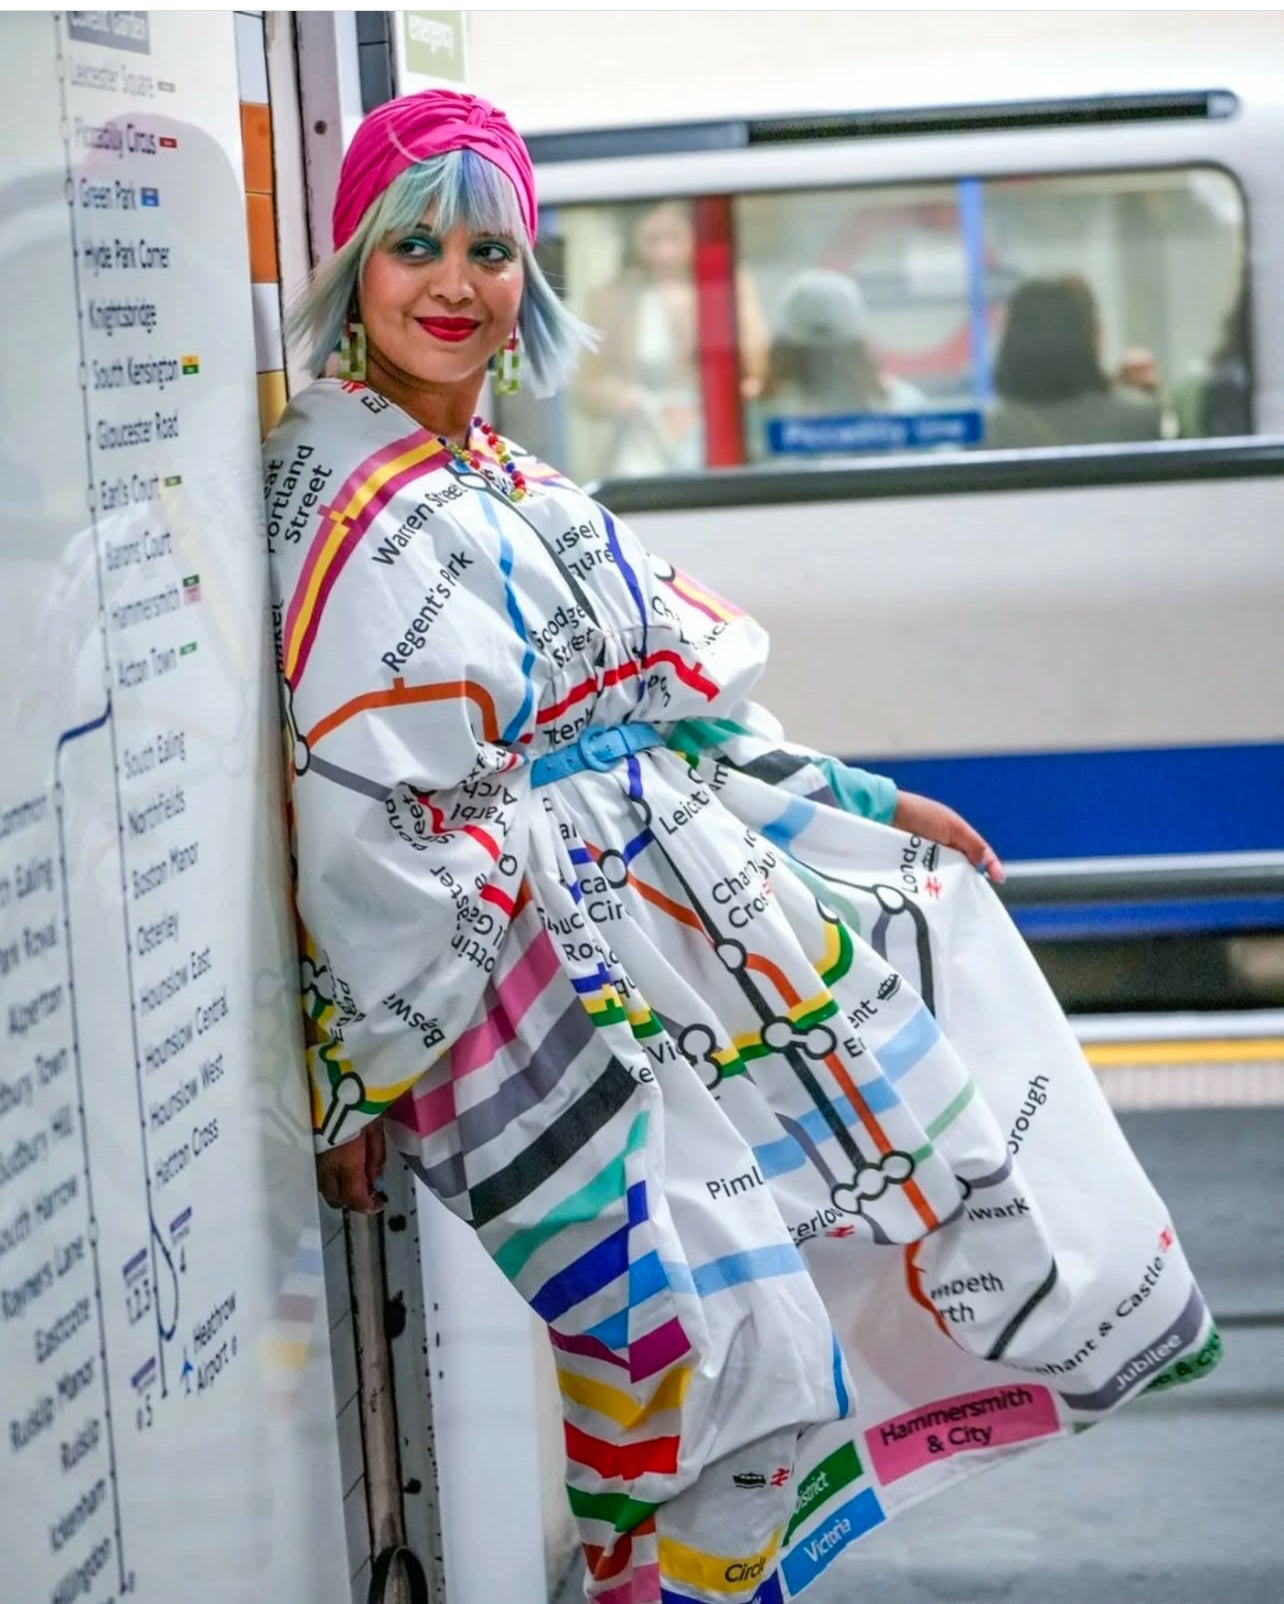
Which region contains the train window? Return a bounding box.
[496,166,1249,481]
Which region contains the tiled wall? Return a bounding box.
[234,10,288,440]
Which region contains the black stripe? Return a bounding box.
[736,751,813,786]
[526,91,1235,166]
[591,438,1284,517]
[985,1258,1060,1362]
[468,1057,637,1228]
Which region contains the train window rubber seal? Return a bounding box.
[588,438,1284,517]
[525,90,1239,166]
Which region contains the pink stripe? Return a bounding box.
[393,1077,455,1138]
[451,929,560,1081]
[283,430,421,636]
[865,1383,1060,1485]
[590,1564,660,1604]
[629,1319,691,1383]
[390,930,563,1139]
[550,1328,630,1371]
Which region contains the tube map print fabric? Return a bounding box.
[263,379,1218,1603]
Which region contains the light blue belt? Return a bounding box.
[529,723,665,787]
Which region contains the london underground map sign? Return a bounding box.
[0,13,348,1601]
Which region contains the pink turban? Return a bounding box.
[331,89,537,251]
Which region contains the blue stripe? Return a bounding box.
[754,1083,901,1182]
[831,1333,851,1419]
[622,828,653,862]
[626,1178,648,1229]
[1019,895,1284,942]
[781,1488,885,1592]
[583,1306,629,1350]
[571,965,614,995]
[754,1132,805,1179]
[864,741,1284,862]
[479,501,537,744]
[661,1580,782,1604]
[876,1006,941,1083]
[690,1244,805,1298]
[599,506,649,668]
[629,1249,669,1306]
[762,794,814,848]
[531,1222,629,1322]
[568,846,593,865]
[957,177,993,404]
[297,1246,325,1276]
[660,1259,697,1297]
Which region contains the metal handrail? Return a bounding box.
[998,852,1284,907]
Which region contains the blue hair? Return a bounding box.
[286,148,594,396]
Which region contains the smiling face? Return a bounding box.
[358,215,525,403]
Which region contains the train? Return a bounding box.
[492,73,1284,964]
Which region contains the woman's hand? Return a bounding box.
[892,791,1005,884]
[316,1121,387,1214]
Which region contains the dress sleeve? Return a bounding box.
[288,659,530,1154]
[667,700,899,824]
[637,546,899,824]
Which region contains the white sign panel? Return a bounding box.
[0,13,348,1602]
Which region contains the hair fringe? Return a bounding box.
[284,148,595,397]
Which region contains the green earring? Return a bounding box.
[494,330,521,396]
[338,317,367,382]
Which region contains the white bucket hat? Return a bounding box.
[774,269,870,346]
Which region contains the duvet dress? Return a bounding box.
[264,378,1217,1603]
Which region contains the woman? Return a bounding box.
[267,91,1214,1601]
[574,201,703,477]
[574,200,769,477]
[986,276,1163,449]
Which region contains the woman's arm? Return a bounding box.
[668,702,1003,882]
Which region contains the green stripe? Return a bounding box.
[784,1441,862,1544]
[793,998,840,1035]
[588,1001,628,1028]
[567,1484,659,1533]
[1145,1324,1223,1392]
[492,1110,649,1281]
[819,918,854,986]
[628,1011,663,1039]
[926,1078,976,1139]
[786,859,863,938]
[665,716,752,763]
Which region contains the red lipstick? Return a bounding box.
[418,317,480,343]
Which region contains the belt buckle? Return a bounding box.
[577,726,625,772]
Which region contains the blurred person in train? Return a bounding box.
[574,199,768,475]
[985,274,1163,449]
[750,268,927,458]
[1173,282,1252,438]
[266,89,1213,1603]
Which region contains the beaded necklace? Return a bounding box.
[436,416,528,503]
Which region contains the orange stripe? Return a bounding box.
[904,1244,949,1334]
[583,1517,656,1582]
[746,958,937,1228]
[745,951,802,1007]
[305,677,500,747]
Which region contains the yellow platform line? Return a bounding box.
[1085,1038,1284,1068]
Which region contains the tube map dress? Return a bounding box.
[264,379,1218,1604]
